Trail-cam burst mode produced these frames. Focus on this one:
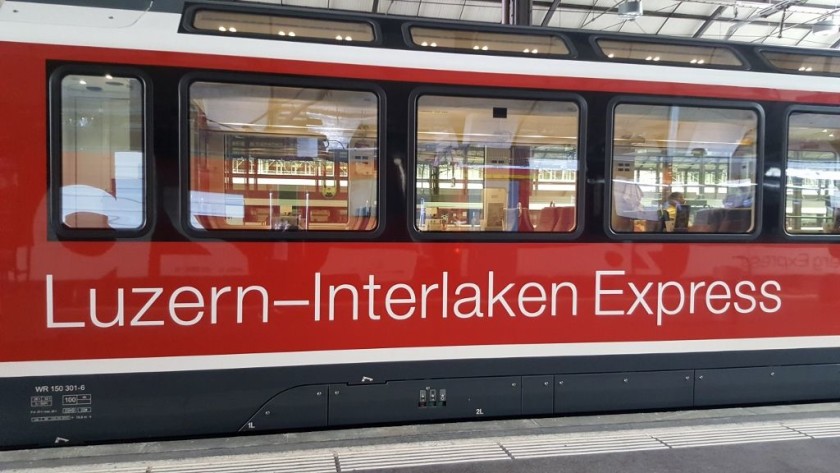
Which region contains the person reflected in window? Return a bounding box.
[723,187,752,208]
[664,192,685,221]
[612,180,645,232]
[661,191,686,232]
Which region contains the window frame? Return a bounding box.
[181,3,382,47]
[591,35,748,71]
[782,105,840,241]
[605,96,764,241]
[407,86,587,242]
[179,71,387,241]
[403,21,575,59]
[758,47,840,77]
[49,65,154,240]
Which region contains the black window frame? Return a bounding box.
[407,86,587,242]
[179,71,387,241]
[49,64,154,241]
[403,21,576,59]
[181,3,383,47]
[782,104,840,241]
[605,96,764,242]
[591,35,749,71]
[758,47,840,77]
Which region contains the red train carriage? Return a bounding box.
[2,0,840,447]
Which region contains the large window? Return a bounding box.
[58,73,145,230]
[610,103,758,234]
[786,112,840,235]
[188,81,379,233]
[414,95,580,234]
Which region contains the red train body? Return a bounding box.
[2,0,840,448]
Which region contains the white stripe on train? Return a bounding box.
[2,336,839,377]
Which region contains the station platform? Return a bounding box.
[3,402,840,472]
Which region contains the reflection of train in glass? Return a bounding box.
[3,0,840,448]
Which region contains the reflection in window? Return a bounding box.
[597,39,743,68]
[188,82,378,232]
[611,104,758,234]
[786,112,840,234]
[762,51,840,76]
[415,95,579,233]
[193,9,375,43]
[410,27,569,56]
[60,74,144,229]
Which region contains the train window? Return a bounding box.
[414,95,579,233]
[785,112,840,235]
[191,9,375,43]
[611,103,758,234]
[188,81,379,232]
[597,39,744,68]
[762,51,840,75]
[58,74,145,230]
[409,27,570,56]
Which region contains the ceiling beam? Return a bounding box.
[725,0,806,40]
[540,0,562,27]
[529,0,821,36]
[693,5,725,38]
[654,3,681,35]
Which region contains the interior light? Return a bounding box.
[105,74,113,80]
[698,59,705,64]
[482,45,489,50]
[608,53,615,58]
[336,35,343,41]
[79,79,87,85]
[645,56,653,61]
[807,66,814,71]
[653,56,660,61]
[278,31,286,36]
[799,66,806,71]
[288,32,296,37]
[473,45,480,50]
[430,42,437,47]
[229,27,237,33]
[346,36,352,41]
[218,26,226,32]
[523,48,530,53]
[421,41,428,46]
[531,49,538,54]
[690,58,698,64]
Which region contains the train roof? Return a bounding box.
[5,0,840,78]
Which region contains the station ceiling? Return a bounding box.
[239,0,840,49]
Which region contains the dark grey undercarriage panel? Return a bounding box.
[3,350,840,448]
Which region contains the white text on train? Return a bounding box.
[44,272,782,328]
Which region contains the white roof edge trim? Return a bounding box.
[2,4,840,94]
[0,0,149,28]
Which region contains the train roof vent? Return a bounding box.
[189,8,376,44]
[409,26,571,57]
[761,50,840,76]
[596,38,745,69]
